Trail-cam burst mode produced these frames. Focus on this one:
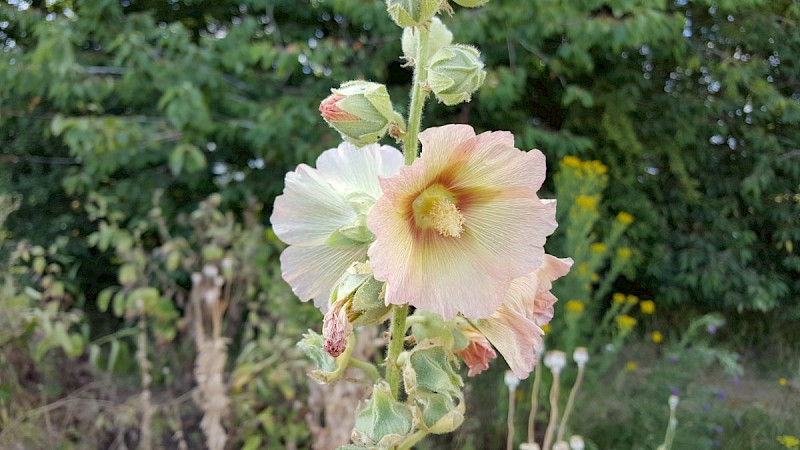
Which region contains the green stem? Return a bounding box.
[348,358,381,382]
[399,429,428,450]
[402,25,431,165]
[385,305,409,398]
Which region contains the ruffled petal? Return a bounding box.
[316,143,403,198]
[280,243,367,309]
[474,306,543,379]
[270,165,354,246]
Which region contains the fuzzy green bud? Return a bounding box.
[352,381,414,447]
[452,0,489,7]
[401,17,452,63]
[319,81,404,146]
[400,338,463,396]
[413,390,465,434]
[297,330,338,374]
[427,44,486,106]
[386,0,446,28]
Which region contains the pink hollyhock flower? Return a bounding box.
[474,254,573,378]
[455,325,497,377]
[270,142,403,309]
[367,124,558,319]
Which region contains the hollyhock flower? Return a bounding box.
[368,124,558,319]
[473,255,572,378]
[454,325,497,377]
[270,142,403,309]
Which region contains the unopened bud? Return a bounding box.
[402,17,452,62]
[320,81,404,146]
[427,44,486,105]
[452,0,489,6]
[386,0,446,28]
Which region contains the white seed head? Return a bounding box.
[573,347,589,367]
[544,350,567,373]
[668,395,679,411]
[569,435,585,450]
[504,370,520,390]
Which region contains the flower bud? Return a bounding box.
[452,0,489,7]
[352,381,414,447]
[386,0,446,28]
[297,330,338,379]
[427,44,486,105]
[320,81,404,146]
[402,17,452,62]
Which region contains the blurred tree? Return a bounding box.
[1,0,798,360]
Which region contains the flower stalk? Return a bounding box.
[402,25,431,165]
[386,304,410,398]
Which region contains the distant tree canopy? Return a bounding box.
[1,0,798,315]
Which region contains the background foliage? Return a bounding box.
[1,0,798,448]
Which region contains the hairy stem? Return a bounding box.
[385,305,409,398]
[402,25,431,165]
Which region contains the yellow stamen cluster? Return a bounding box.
[412,184,464,238]
[430,199,464,237]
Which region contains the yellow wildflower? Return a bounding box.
[626,295,639,306]
[616,212,634,224]
[612,292,626,304]
[625,361,638,372]
[566,300,585,313]
[576,262,589,276]
[779,378,788,387]
[778,435,800,448]
[590,273,600,282]
[575,195,597,210]
[541,324,551,333]
[590,242,607,254]
[640,300,656,315]
[562,155,582,168]
[616,315,637,332]
[617,247,633,259]
[589,160,608,175]
[651,331,663,344]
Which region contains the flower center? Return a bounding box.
[412,184,464,237]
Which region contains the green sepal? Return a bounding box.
[427,44,486,106]
[400,338,463,396]
[402,17,452,62]
[352,381,414,447]
[412,390,465,434]
[386,0,446,28]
